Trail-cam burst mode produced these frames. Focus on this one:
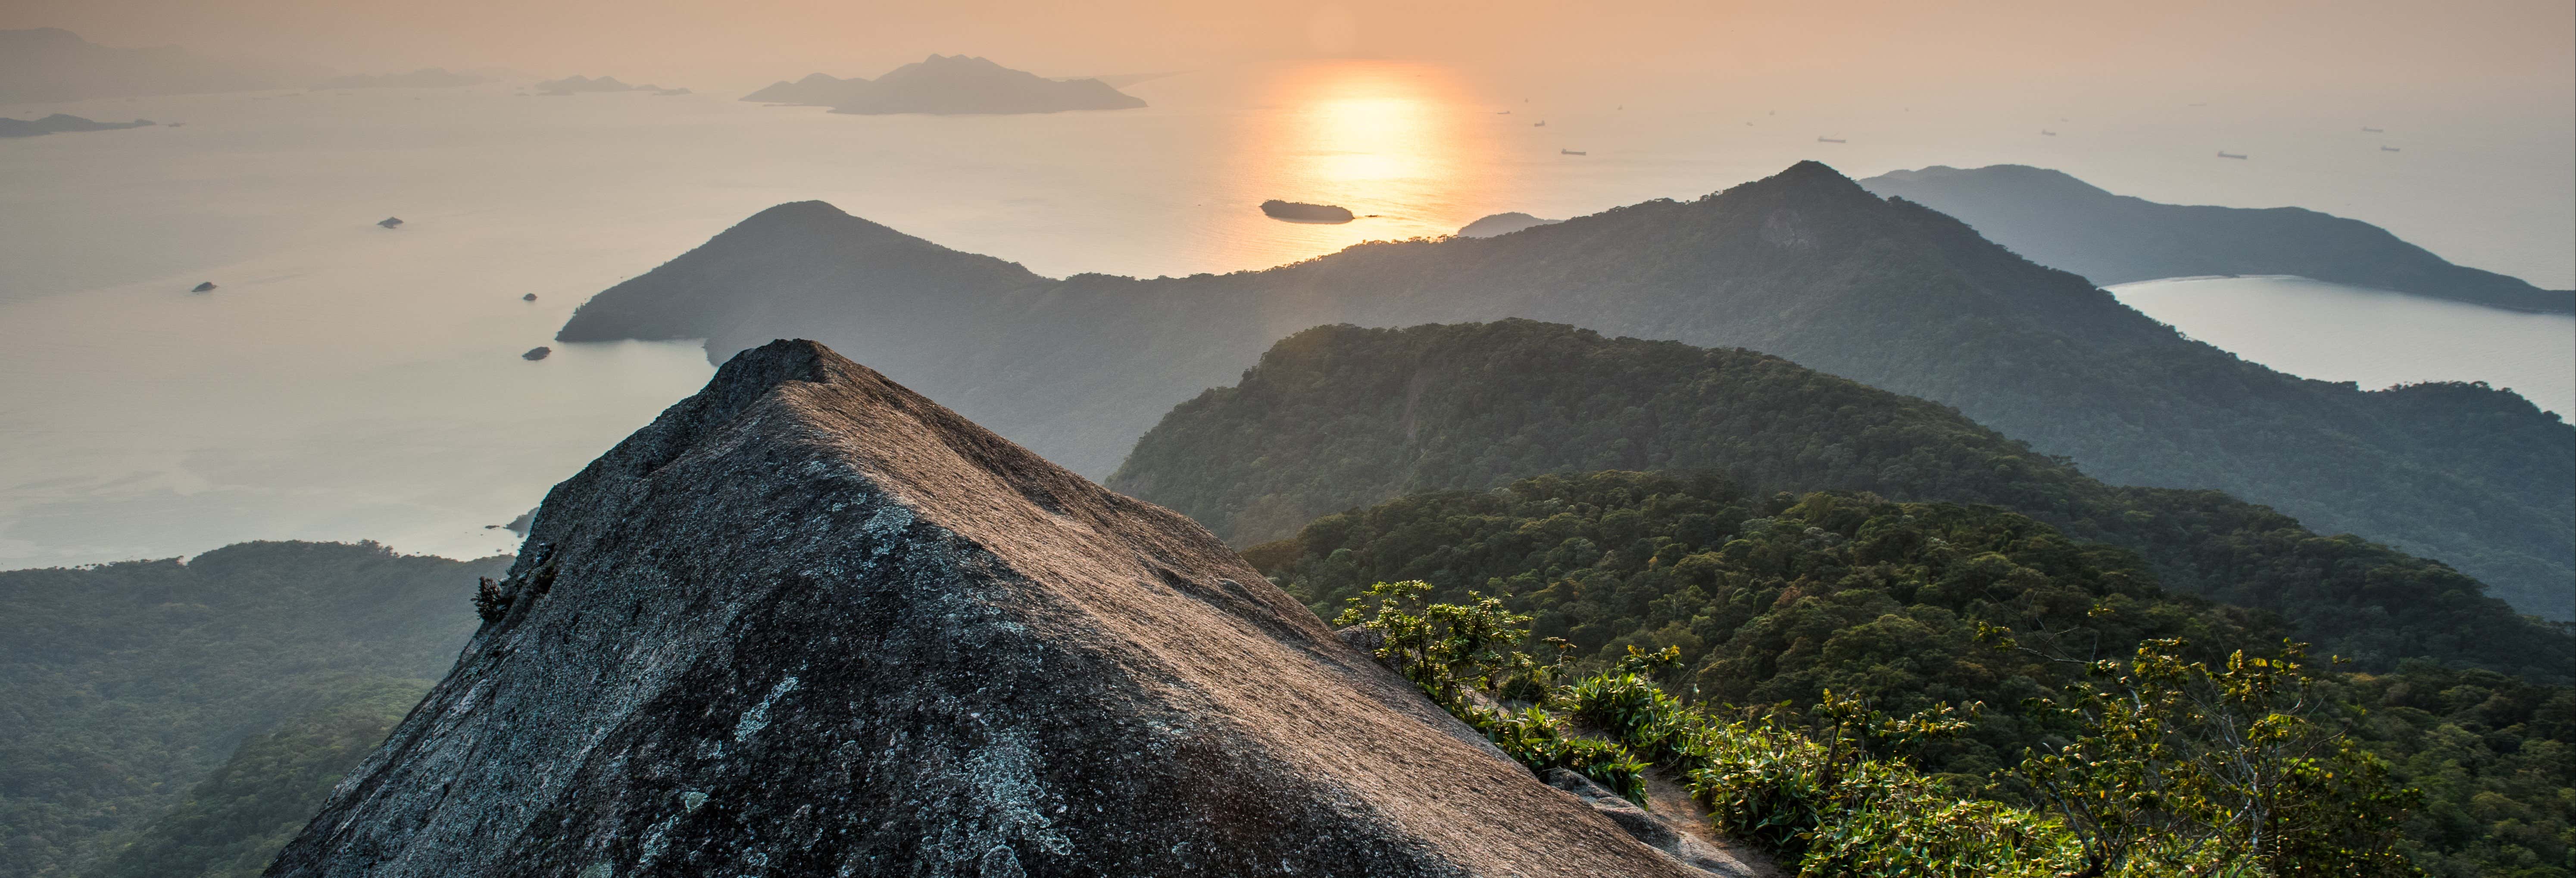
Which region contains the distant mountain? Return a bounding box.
[1860,164,2575,314]
[0,542,503,878]
[1457,211,1561,237]
[532,74,688,96]
[0,28,317,104]
[0,113,154,137]
[555,161,2575,618]
[311,68,484,90]
[1108,319,2573,680]
[740,54,1146,115]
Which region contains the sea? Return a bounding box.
[2,60,2569,568]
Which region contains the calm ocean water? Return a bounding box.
[2110,276,2574,419]
[1,61,2568,567]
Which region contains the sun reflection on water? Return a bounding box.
[1208,59,1501,267]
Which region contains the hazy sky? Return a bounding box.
[9,0,2571,105]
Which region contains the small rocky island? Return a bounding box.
[1261,200,1355,223]
[190,281,216,293]
[377,217,403,229]
[743,54,1146,115]
[521,293,537,301]
[0,113,156,138]
[520,346,550,361]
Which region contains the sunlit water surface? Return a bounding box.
[1,61,2568,567]
[2109,276,2574,419]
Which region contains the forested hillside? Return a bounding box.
[78,681,430,878]
[1115,320,2570,677]
[0,542,501,878]
[557,162,2573,618]
[1249,471,2574,875]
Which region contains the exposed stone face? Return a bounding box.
[1543,770,1771,878]
[267,339,1695,878]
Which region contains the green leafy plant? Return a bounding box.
[2014,640,2421,878]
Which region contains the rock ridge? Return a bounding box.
[265,339,1697,877]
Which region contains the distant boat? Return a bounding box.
[2041,129,2057,136]
[2362,126,2384,133]
[1561,149,1587,156]
[1533,121,1546,127]
[2216,151,2248,159]
[1816,137,1845,144]
[2380,146,2401,152]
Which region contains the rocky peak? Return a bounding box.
[265,339,1700,877]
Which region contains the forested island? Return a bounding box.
[741,54,1146,114]
[311,68,485,89]
[1861,164,2575,314]
[532,75,689,96]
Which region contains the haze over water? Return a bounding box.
[1,59,2570,567]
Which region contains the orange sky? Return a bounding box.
[6,0,2570,108]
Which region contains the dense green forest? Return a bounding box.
[0,541,501,878]
[79,681,429,878]
[1121,319,2569,680]
[1250,471,2573,875]
[557,162,2572,617]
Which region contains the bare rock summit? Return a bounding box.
[264,339,1697,878]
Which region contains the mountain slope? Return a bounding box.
[1110,319,2571,678]
[1246,471,2576,875]
[0,542,503,878]
[79,681,430,878]
[555,161,2574,618]
[1860,163,2574,313]
[266,340,1704,878]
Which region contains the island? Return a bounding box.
[1860,164,2574,314]
[0,113,156,138]
[191,281,216,293]
[534,75,689,96]
[1260,200,1354,223]
[521,347,551,361]
[311,68,485,90]
[1456,212,1561,238]
[377,217,403,229]
[741,55,1146,115]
